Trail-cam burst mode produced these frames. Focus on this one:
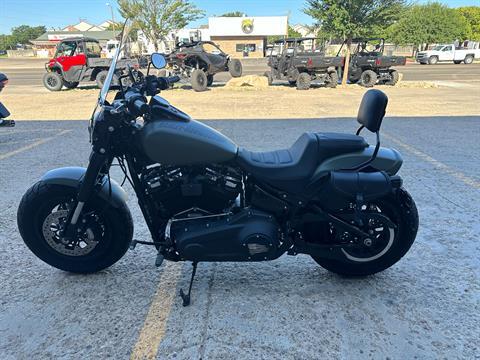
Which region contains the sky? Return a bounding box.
[1,0,479,34]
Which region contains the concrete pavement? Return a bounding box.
[0,116,479,359]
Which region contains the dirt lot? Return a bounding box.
[3,80,480,120]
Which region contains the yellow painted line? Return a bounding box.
[383,132,480,190]
[130,262,183,360]
[0,130,71,161]
[0,128,64,136]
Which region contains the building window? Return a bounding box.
[236,44,256,53]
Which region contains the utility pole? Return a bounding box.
[106,3,116,32]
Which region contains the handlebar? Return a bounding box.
[124,75,181,116]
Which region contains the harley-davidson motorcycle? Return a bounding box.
[18,21,418,306]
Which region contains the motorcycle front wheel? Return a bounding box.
[17,182,133,273]
[312,188,419,276]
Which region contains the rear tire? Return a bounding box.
[385,70,399,86]
[62,80,79,89]
[428,56,438,65]
[228,59,243,77]
[17,182,133,273]
[359,70,377,87]
[312,188,419,276]
[191,69,208,92]
[326,71,338,88]
[464,55,473,64]
[95,70,109,88]
[296,72,311,90]
[43,72,63,91]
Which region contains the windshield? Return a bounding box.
[98,19,134,105]
[431,46,444,51]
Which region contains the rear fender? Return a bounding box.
[313,146,403,178]
[41,167,128,209]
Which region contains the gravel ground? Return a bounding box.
[2,80,480,121]
[0,116,479,359]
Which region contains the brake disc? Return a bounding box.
[42,210,98,256]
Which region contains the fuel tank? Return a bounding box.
[139,116,238,166]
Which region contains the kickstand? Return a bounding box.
[179,262,198,307]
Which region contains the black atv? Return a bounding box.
[266,38,343,90]
[165,41,243,91]
[338,38,406,87]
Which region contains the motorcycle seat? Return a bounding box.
[237,132,368,192]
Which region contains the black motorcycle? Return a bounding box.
[17,22,418,306]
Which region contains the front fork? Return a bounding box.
[63,151,110,238]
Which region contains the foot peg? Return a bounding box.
[179,262,197,306]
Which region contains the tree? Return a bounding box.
[104,22,123,31]
[304,0,407,85]
[267,25,303,43]
[0,35,16,51]
[10,25,46,45]
[221,11,247,17]
[457,6,480,41]
[388,3,471,50]
[118,0,204,51]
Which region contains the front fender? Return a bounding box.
[41,167,128,208]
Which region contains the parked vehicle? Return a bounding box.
[266,37,343,89]
[102,40,120,59]
[18,21,419,306]
[0,72,14,127]
[416,44,480,65]
[43,37,139,91]
[165,40,243,91]
[338,38,406,87]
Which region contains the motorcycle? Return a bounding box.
[0,72,14,127]
[17,21,418,306]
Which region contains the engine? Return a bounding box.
[141,164,242,218]
[171,208,282,262]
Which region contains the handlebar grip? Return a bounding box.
[157,75,181,90]
[133,99,149,115]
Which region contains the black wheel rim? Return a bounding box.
[40,200,106,257]
[47,76,58,87]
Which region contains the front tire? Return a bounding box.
[191,69,208,92]
[428,56,438,65]
[17,182,133,273]
[228,59,243,77]
[43,72,63,91]
[312,188,419,276]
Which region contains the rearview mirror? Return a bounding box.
[151,53,166,69]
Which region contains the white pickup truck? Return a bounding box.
[416,44,480,65]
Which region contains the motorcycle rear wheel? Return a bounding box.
[312,188,418,276]
[17,182,133,273]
